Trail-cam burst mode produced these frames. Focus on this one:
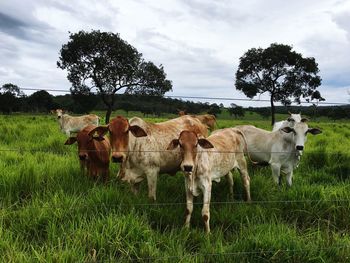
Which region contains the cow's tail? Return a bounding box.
[232,128,259,165]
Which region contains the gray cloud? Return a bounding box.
[0,0,349,106]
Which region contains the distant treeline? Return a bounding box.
[0,89,349,120]
[0,90,221,116]
[249,105,350,120]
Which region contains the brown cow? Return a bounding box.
[91,115,208,200]
[167,128,251,233]
[64,125,111,181]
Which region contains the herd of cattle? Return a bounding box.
[51,109,322,233]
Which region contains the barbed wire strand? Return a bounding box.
[1,199,350,212]
[18,87,349,105]
[126,245,350,261]
[0,148,347,154]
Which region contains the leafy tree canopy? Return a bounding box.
[57,30,172,123]
[235,43,323,125]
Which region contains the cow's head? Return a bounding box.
[167,130,214,174]
[89,116,147,164]
[64,126,105,161]
[52,109,64,119]
[287,112,303,124]
[280,119,322,152]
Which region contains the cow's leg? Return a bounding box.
[286,169,293,187]
[271,163,282,186]
[102,167,109,183]
[184,178,193,229]
[225,171,234,198]
[237,157,251,202]
[65,130,70,137]
[201,177,212,233]
[131,182,141,195]
[147,170,159,201]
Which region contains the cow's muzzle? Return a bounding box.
[112,156,123,163]
[79,154,87,160]
[296,145,304,151]
[183,165,193,172]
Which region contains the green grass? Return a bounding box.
[0,113,350,262]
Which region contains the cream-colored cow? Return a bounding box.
[167,128,251,233]
[52,109,99,136]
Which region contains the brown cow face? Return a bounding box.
[89,116,147,164]
[167,130,214,174]
[65,131,104,161]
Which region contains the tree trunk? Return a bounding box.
[270,95,275,126]
[105,105,112,124]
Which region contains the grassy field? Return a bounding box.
[0,113,350,262]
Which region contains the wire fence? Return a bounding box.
[127,245,350,261]
[0,148,347,154]
[18,87,350,105]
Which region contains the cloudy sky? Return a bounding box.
[0,0,350,107]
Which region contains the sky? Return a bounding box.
[0,0,350,107]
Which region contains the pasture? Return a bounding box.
[0,113,350,262]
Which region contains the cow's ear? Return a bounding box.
[88,126,109,137]
[129,125,147,137]
[167,139,179,150]
[198,138,214,149]
[301,118,309,122]
[64,137,77,145]
[281,127,295,133]
[50,110,56,114]
[308,128,322,135]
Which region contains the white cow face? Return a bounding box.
[281,121,322,152]
[287,113,302,124]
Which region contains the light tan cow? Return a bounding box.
[91,115,208,201]
[52,109,99,136]
[167,128,251,233]
[190,114,217,131]
[236,122,321,186]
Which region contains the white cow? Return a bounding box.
[52,109,99,136]
[167,128,251,233]
[236,121,321,187]
[272,112,303,131]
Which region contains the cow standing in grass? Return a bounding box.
[91,115,208,200]
[273,112,308,159]
[236,120,321,186]
[167,128,251,233]
[52,109,99,136]
[64,125,110,181]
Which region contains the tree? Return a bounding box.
[70,86,98,114]
[28,90,54,112]
[235,43,323,125]
[0,83,24,114]
[228,103,245,118]
[208,103,221,116]
[57,30,172,123]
